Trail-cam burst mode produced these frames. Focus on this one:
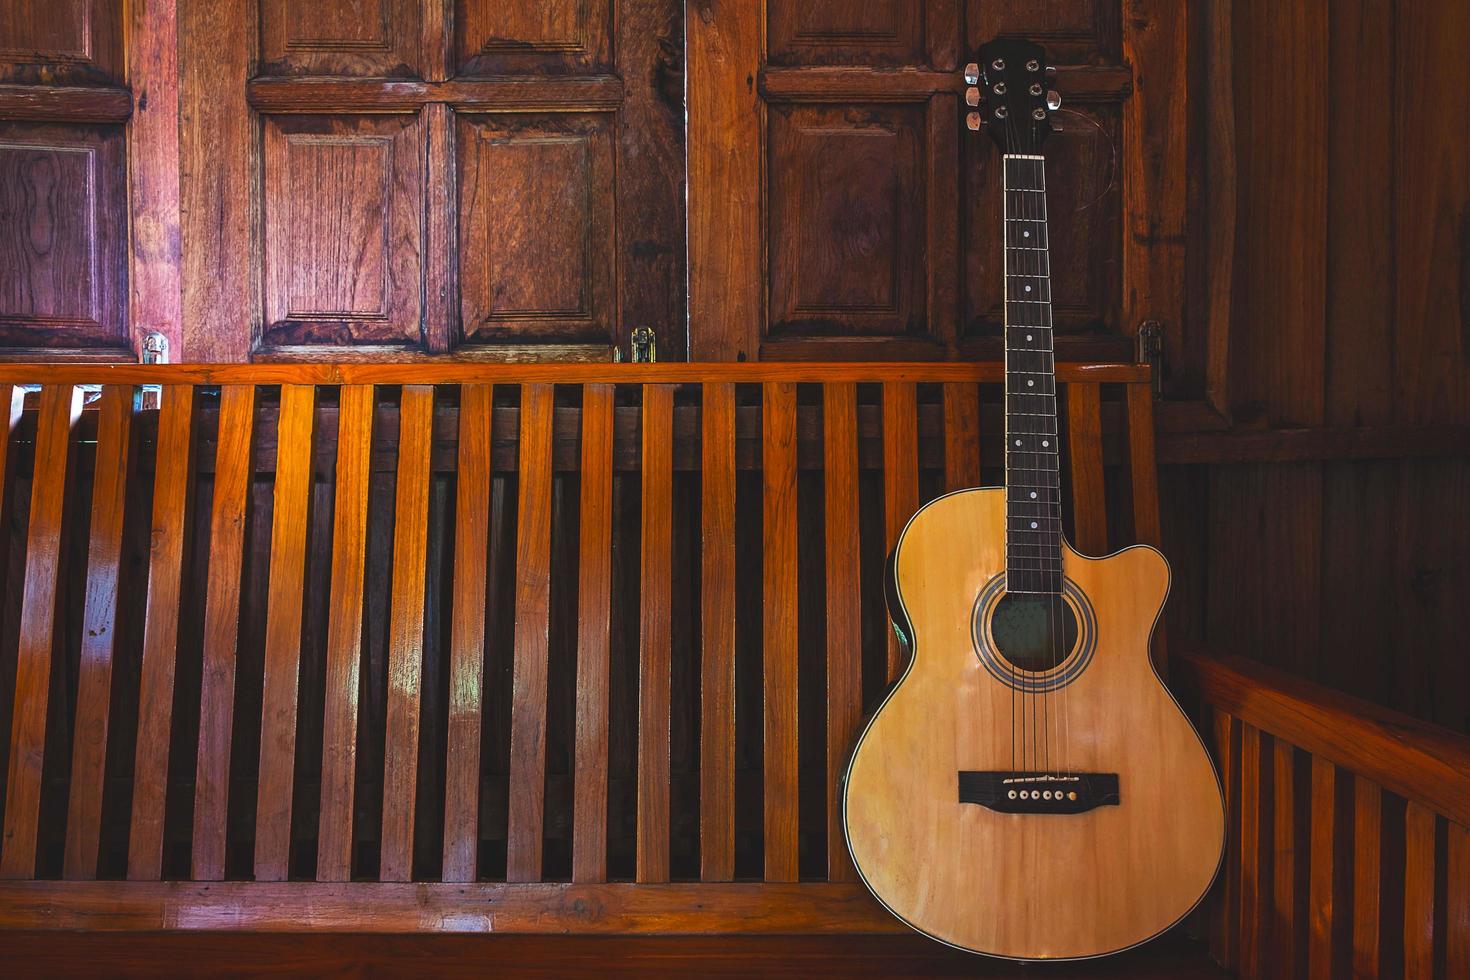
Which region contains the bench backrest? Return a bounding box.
[0,363,1158,885]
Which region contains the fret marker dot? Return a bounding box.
[1026,334,1033,341]
[1023,231,1031,238]
[1014,439,1021,446]
[1042,440,1049,447]
[1027,380,1034,387]
[1030,491,1037,499]
[1030,521,1038,529]
[1024,285,1032,293]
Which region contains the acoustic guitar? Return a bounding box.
[842,38,1225,960]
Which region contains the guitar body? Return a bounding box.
[843,488,1224,960]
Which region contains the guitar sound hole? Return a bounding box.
[990,592,1079,673]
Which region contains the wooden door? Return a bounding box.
[173,0,685,362]
[687,0,1190,390]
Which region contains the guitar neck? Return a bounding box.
[1002,153,1062,595]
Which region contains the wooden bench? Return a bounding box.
[0,362,1463,976]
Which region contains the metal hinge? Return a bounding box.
[1136,321,1163,395]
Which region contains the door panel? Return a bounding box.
[259,0,422,77]
[455,0,614,75]
[0,0,122,85]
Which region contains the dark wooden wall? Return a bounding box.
[1160,0,1470,734]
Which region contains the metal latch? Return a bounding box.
[630,326,657,363]
[141,331,169,365]
[1136,321,1163,395]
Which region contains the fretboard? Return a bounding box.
[1002,154,1062,595]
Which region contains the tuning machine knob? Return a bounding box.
[1046,90,1062,111]
[965,86,981,107]
[963,62,979,85]
[966,110,983,131]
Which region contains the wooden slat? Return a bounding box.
[1352,777,1382,978]
[1449,821,1470,980]
[317,385,375,882]
[699,382,736,882]
[254,384,318,882]
[0,881,904,934]
[443,384,493,883]
[880,382,917,683]
[380,385,434,883]
[1066,382,1107,554]
[1180,651,1470,827]
[763,382,799,883]
[940,382,980,492]
[63,386,134,880]
[637,385,674,883]
[824,382,860,882]
[1238,724,1264,980]
[1124,384,1166,669]
[1272,738,1298,979]
[1403,801,1436,980]
[127,384,196,881]
[1306,756,1336,980]
[506,384,554,883]
[191,385,257,881]
[1210,711,1240,970]
[572,384,614,884]
[1,385,81,879]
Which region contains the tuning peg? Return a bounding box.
[966,111,983,131]
[1045,65,1057,78]
[1046,90,1062,111]
[965,86,981,107]
[963,62,979,85]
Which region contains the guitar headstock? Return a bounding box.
[963,38,1060,156]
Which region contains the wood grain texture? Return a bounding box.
[1402,801,1436,980]
[686,0,762,359]
[823,382,860,882]
[380,385,434,882]
[941,382,980,492]
[253,385,317,882]
[880,382,917,682]
[317,384,374,882]
[1271,738,1297,979]
[1,385,80,879]
[1210,711,1240,971]
[1449,820,1470,980]
[1067,382,1107,555]
[442,383,492,883]
[1351,778,1382,979]
[127,384,195,881]
[63,385,133,880]
[191,385,256,881]
[506,384,554,883]
[572,384,614,883]
[762,382,799,883]
[699,382,736,882]
[1238,724,1264,979]
[637,385,674,883]
[843,488,1223,957]
[1306,756,1336,980]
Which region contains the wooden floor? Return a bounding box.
[7,932,1228,977]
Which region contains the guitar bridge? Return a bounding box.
[957,771,1120,814]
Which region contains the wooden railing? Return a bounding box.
[1180,651,1470,979]
[0,362,1158,932]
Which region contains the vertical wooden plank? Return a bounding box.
[1403,801,1436,980]
[1449,821,1470,980]
[1238,724,1264,980]
[699,382,736,882]
[63,386,135,880]
[190,385,257,881]
[505,384,554,883]
[824,382,860,882]
[881,382,917,683]
[1272,738,1298,980]
[442,384,492,883]
[763,381,799,883]
[1125,383,1168,671]
[423,102,455,355]
[0,385,81,879]
[636,385,674,883]
[317,385,374,882]
[1210,711,1240,970]
[379,385,434,882]
[254,384,318,882]
[1306,756,1336,980]
[941,382,980,492]
[1352,778,1382,979]
[686,0,762,360]
[127,384,195,881]
[1066,383,1107,555]
[572,384,615,884]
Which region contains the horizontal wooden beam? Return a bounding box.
[759,65,1132,104]
[246,77,624,113]
[1158,424,1470,464]
[0,881,901,934]
[1179,651,1470,827]
[0,361,1149,385]
[0,84,133,123]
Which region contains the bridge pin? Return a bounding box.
[1008,790,1017,799]
[1068,791,1078,801]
